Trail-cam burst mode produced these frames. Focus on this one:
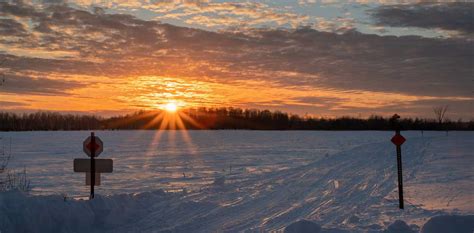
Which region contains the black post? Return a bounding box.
[390,114,404,209]
[90,132,96,200]
[396,129,404,209]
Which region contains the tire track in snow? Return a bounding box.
[171,137,434,232]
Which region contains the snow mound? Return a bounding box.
[383,220,416,233]
[0,190,217,233]
[284,220,321,233]
[421,215,474,233]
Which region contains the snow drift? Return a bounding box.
[284,220,321,233]
[284,217,473,233]
[0,190,217,233]
[420,215,474,233]
[2,189,473,233]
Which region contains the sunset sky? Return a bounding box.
[0,0,472,119]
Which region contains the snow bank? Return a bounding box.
[0,190,217,233]
[2,189,474,233]
[420,215,474,233]
[284,216,474,233]
[0,191,94,233]
[284,220,321,233]
[383,220,416,233]
[283,220,353,233]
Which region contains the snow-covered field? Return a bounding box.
[1,131,473,232]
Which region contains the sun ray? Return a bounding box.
[143,111,165,129]
[108,110,158,129]
[138,102,207,175]
[175,113,197,155]
[178,111,206,129]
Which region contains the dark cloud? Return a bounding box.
[1,73,85,95]
[371,3,474,36]
[0,2,162,57]
[346,98,474,120]
[41,0,67,4]
[0,101,28,108]
[290,96,342,107]
[402,98,474,119]
[188,28,473,98]
[0,1,43,18]
[0,18,27,36]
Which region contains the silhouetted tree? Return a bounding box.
[433,105,449,134]
[433,105,449,125]
[0,109,472,131]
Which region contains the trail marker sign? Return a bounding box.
[74,132,113,199]
[74,158,113,173]
[391,134,406,146]
[83,135,103,157]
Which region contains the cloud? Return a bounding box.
[313,17,356,33]
[305,0,462,4]
[0,1,472,117]
[154,1,312,29]
[371,2,474,37]
[0,101,29,108]
[0,18,28,36]
[1,73,85,95]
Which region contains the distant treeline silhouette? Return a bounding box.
[1,108,473,131]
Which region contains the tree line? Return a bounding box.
[0,112,101,131]
[1,108,473,131]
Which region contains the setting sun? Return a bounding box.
[164,102,178,112]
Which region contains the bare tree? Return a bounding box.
[0,137,12,189]
[433,105,449,125]
[0,137,11,174]
[0,138,30,192]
